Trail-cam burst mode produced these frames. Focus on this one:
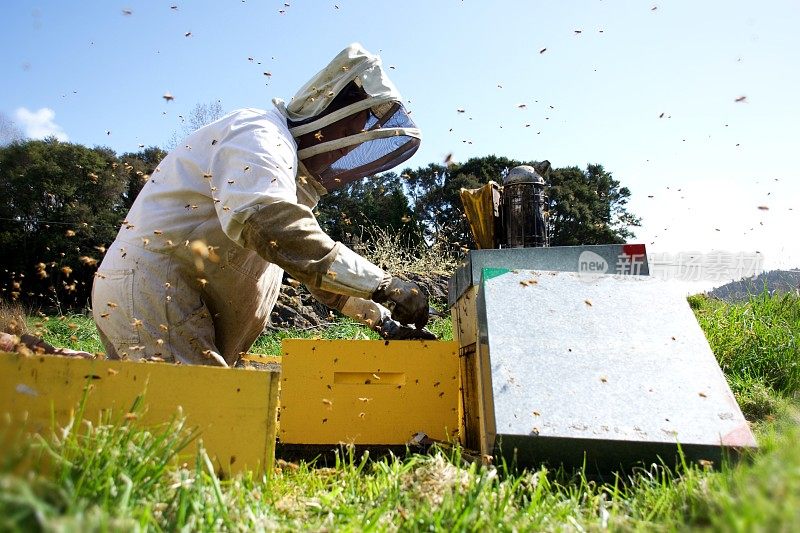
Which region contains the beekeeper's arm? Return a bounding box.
[209,112,428,327]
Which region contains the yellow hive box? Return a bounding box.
[0,352,279,475]
[279,339,460,445]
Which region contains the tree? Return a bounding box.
[118,146,168,209]
[165,100,226,150]
[316,172,421,249]
[0,111,24,146]
[0,139,127,309]
[404,155,549,249]
[546,164,640,245]
[404,156,639,248]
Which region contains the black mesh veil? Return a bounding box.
[317,102,420,189]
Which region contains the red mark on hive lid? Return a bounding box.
[622,244,646,257]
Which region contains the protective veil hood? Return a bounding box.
[273,43,420,190]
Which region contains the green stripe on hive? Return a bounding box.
[481,268,510,282]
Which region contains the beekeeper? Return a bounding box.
[92,43,432,366]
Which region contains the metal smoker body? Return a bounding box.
[501,165,549,248]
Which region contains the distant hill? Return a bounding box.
[708,269,800,302]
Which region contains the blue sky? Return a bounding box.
[2,0,798,280]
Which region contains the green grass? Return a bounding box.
[251,315,453,355]
[2,405,799,531]
[25,312,105,355]
[689,291,800,420]
[1,291,799,531]
[19,310,453,358]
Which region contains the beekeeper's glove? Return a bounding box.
[372,276,429,329]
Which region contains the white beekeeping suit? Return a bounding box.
[92,43,429,366]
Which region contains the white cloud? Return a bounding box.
[14,107,68,141]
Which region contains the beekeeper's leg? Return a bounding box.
[212,262,285,365]
[92,267,149,360]
[92,253,227,366]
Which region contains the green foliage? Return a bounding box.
[0,139,125,309]
[317,156,642,263]
[402,156,641,250]
[0,139,165,311]
[1,135,642,311]
[119,147,167,210]
[317,172,421,248]
[404,156,526,249]
[547,164,641,245]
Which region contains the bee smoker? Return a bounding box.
[500,165,549,248]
